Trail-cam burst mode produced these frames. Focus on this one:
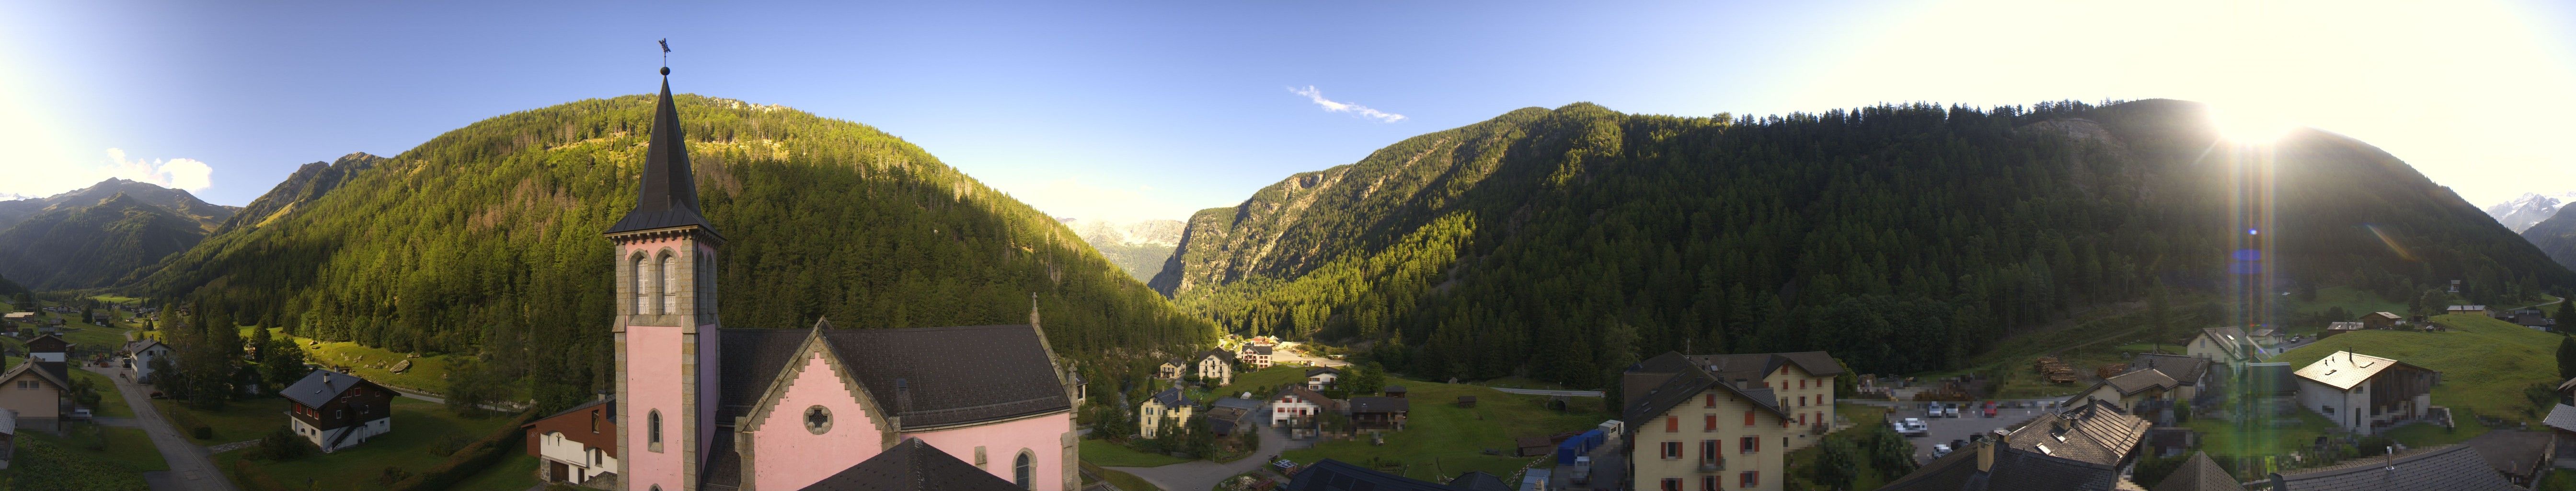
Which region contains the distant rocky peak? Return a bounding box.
[2486,191,2576,234]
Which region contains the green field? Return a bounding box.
[2185,409,2339,461]
[215,397,521,490]
[450,451,545,491]
[2273,314,2561,427]
[1083,461,1166,491]
[24,425,170,472]
[1201,365,1311,403]
[1081,438,1192,467]
[259,327,533,400]
[2286,286,2408,324]
[72,368,136,419]
[1281,378,1610,481]
[156,397,293,443]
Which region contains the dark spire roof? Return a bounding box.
[605,70,722,239]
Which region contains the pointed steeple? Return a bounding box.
[605,67,722,240]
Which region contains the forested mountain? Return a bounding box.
[0,184,231,289]
[1152,99,2575,386]
[2524,205,2576,271]
[1065,218,1184,280]
[135,94,1215,409]
[0,177,233,231]
[2486,192,2576,234]
[215,152,381,234]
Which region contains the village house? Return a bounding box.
[284,369,394,452]
[2446,304,2489,316]
[2361,311,2404,330]
[2186,327,2267,363]
[1622,351,1843,444]
[0,313,29,327]
[1621,360,1796,491]
[2247,327,2283,345]
[1159,359,1188,380]
[120,339,170,383]
[2065,369,2175,414]
[599,75,1085,491]
[1877,399,2150,491]
[1306,366,1341,391]
[1347,396,1408,431]
[522,397,618,486]
[1383,385,1407,398]
[2265,444,2515,491]
[1270,386,1337,437]
[1205,397,1261,436]
[1139,387,1193,439]
[2294,351,2438,434]
[2127,353,2212,403]
[0,361,66,433]
[2323,321,2367,338]
[1240,344,1274,370]
[23,334,69,363]
[1196,350,1235,386]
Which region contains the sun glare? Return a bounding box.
[2207,103,2300,143]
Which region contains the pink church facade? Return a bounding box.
[606,70,1078,491]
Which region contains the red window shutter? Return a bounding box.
[1667,416,1679,433]
[1703,394,1715,408]
[1704,414,1715,431]
[1742,471,1757,487]
[1743,410,1755,427]
[1701,476,1715,491]
[1661,479,1680,491]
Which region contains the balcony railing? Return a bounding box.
[1699,457,1725,472]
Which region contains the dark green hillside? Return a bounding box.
[138,94,1214,410]
[214,152,382,234]
[1152,99,2574,386]
[2524,205,2576,271]
[0,192,214,289]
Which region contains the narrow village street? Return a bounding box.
[91,366,240,491]
[1106,422,1299,491]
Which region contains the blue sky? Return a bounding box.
[4,1,2573,222]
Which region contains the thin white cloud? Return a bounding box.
[1288,85,1405,123]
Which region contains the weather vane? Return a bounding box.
[658,38,671,74]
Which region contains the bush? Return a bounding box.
[248,427,317,462]
[380,466,416,486]
[386,409,539,491]
[428,433,472,457]
[193,425,214,440]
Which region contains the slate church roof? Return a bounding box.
[2150,452,2245,491]
[796,438,1026,491]
[2267,444,2517,491]
[604,70,721,239]
[718,320,1073,430]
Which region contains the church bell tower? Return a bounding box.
[606,65,725,491]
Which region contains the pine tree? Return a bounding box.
[2557,336,2576,381]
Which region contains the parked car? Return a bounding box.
[1939,404,1958,418]
[1984,406,1998,418]
[1931,444,1954,458]
[1897,418,1930,437]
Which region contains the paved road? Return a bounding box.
[92,366,239,491]
[1493,388,1604,398]
[1107,421,1299,491]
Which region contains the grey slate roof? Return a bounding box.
[719,322,1073,430]
[1878,438,2127,491]
[2004,399,2148,468]
[2270,444,2518,491]
[1245,345,1274,356]
[1198,350,1234,363]
[2105,369,2178,395]
[2543,404,2576,433]
[280,369,381,409]
[1283,459,1456,491]
[1650,351,1847,381]
[1211,397,1263,411]
[1150,387,1186,409]
[2151,452,2245,491]
[797,438,1026,491]
[1306,366,1341,377]
[603,75,721,239]
[2130,353,2211,386]
[1619,362,1785,441]
[1349,397,1408,414]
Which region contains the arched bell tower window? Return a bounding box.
[660,250,680,315]
[631,253,650,315]
[804,405,833,434]
[648,409,663,451]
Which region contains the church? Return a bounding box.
[607,67,1079,491]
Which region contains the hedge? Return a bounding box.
[387,409,539,491]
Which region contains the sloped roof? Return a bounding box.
[2544,404,2576,433]
[1149,387,1186,409]
[2151,452,2244,491]
[1211,397,1263,411]
[528,398,617,426]
[1446,471,1512,491]
[2271,444,2517,491]
[1277,386,1339,412]
[2131,353,2211,386]
[1383,385,1406,393]
[2005,400,2148,467]
[122,339,165,355]
[2199,327,2252,358]
[797,438,1025,491]
[1875,441,1982,491]
[721,322,1073,430]
[1198,350,1234,362]
[1306,366,1341,377]
[280,369,383,409]
[1244,345,1274,356]
[603,74,720,239]
[2294,351,2430,391]
[2105,369,2178,395]
[1283,459,1456,491]
[1620,362,1785,440]
[1350,397,1408,414]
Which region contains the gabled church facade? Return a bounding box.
[610,67,1078,491]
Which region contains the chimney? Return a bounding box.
[1978,429,2007,472]
[896,378,913,414]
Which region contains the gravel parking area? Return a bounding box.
[1885,400,2061,462]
